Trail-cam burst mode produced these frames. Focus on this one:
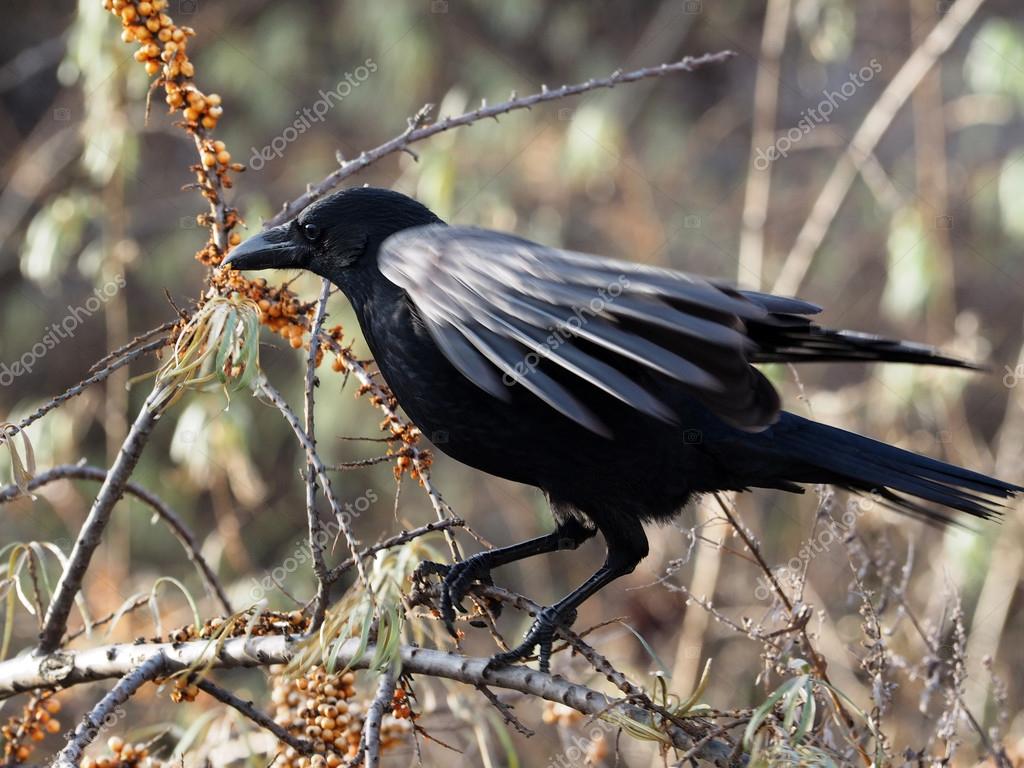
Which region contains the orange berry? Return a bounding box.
[290,336,304,349]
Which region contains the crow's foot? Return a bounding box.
[412,555,499,636]
[485,605,576,673]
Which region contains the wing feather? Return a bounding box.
[378,226,793,433]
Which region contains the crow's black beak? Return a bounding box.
[221,224,301,271]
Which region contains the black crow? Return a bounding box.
[224,186,1020,671]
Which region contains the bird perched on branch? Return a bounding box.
[225,186,1020,672]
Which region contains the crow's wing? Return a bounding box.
[378,225,794,434]
[377,225,971,435]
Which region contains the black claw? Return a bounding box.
[486,605,576,672]
[414,557,498,638]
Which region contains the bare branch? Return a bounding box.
[772,0,987,296]
[36,386,169,655]
[303,279,334,629]
[14,338,166,436]
[266,51,736,226]
[0,635,740,765]
[356,667,396,768]
[0,464,231,616]
[326,518,464,583]
[195,678,315,757]
[257,378,373,605]
[53,653,167,768]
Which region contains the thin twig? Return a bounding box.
[53,652,167,768]
[303,279,334,630]
[257,378,373,602]
[326,517,464,583]
[266,51,736,226]
[476,685,535,737]
[772,0,987,296]
[196,678,315,756]
[36,386,168,655]
[0,463,231,615]
[15,338,166,435]
[88,321,177,374]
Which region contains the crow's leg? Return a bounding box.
[414,517,596,637]
[488,523,648,672]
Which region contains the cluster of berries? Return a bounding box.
[268,666,413,768]
[1,693,62,763]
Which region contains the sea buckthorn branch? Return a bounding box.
[257,377,374,622]
[104,0,242,264]
[194,678,317,757]
[52,652,167,768]
[0,635,741,766]
[301,281,335,632]
[14,337,167,435]
[0,463,231,615]
[35,385,169,655]
[266,50,738,227]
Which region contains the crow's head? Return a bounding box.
[222,187,442,280]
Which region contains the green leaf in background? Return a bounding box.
[881,207,933,322]
[997,151,1024,241]
[795,0,856,63]
[965,19,1024,106]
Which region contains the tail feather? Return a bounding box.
[749,320,981,370]
[763,413,1021,523]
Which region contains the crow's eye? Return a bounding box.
[301,222,320,241]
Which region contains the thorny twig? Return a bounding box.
[195,678,316,757]
[355,666,397,768]
[267,51,737,226]
[14,338,167,436]
[712,493,870,764]
[303,279,334,630]
[52,652,167,768]
[0,634,740,765]
[0,463,231,615]
[36,385,170,655]
[849,536,1011,768]
[257,378,373,613]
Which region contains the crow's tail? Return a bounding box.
[759,413,1021,524]
[748,321,981,370]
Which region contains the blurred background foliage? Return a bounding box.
[1,0,1024,764]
